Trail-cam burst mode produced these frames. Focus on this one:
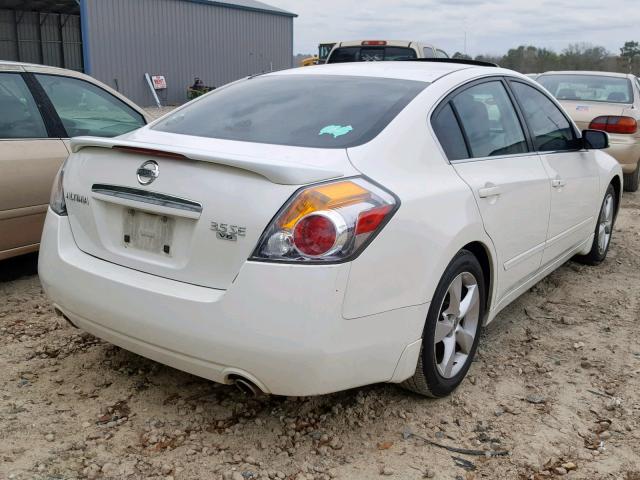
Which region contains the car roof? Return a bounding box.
[274,61,505,83]
[0,60,80,74]
[540,70,634,79]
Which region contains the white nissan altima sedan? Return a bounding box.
[39,60,622,398]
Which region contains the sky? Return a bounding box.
[266,0,640,57]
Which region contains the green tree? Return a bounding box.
[620,41,640,72]
[474,54,502,65]
[500,45,551,73]
[452,51,472,60]
[560,43,609,71]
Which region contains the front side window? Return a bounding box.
[451,81,528,158]
[436,49,449,59]
[538,74,633,104]
[510,81,579,152]
[154,75,428,149]
[328,47,417,63]
[35,74,145,138]
[0,73,48,139]
[423,47,435,58]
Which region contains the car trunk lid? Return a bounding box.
[557,100,629,130]
[63,133,355,289]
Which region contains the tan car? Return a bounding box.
[537,71,640,191]
[0,61,149,261]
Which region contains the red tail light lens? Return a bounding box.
[252,177,398,263]
[356,205,392,235]
[362,41,387,46]
[589,116,638,134]
[293,213,339,256]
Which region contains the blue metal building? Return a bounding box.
[0,0,296,105]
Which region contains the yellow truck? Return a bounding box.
[299,42,337,67]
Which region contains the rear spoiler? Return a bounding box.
[403,58,499,67]
[70,137,343,185]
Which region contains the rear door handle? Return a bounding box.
[478,185,503,198]
[551,178,567,188]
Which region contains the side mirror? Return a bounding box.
[582,129,609,150]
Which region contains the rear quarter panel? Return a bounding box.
[343,76,496,320]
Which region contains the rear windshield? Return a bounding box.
[328,47,417,63]
[153,75,428,148]
[538,74,633,104]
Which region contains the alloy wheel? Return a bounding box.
[597,193,614,255]
[434,272,480,379]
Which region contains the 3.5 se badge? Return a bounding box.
[210,221,247,241]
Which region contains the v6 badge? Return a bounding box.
[211,221,247,242]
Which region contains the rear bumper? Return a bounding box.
[606,135,640,174]
[38,211,427,396]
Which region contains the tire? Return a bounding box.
[575,184,616,266]
[402,250,486,397]
[623,162,639,192]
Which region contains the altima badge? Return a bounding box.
[65,192,89,205]
[137,161,159,185]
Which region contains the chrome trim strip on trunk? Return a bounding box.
[91,184,202,214]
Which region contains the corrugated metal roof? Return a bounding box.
[182,0,296,17]
[0,0,296,17]
[0,0,79,14]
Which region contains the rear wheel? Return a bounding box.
[575,184,616,265]
[623,162,639,192]
[402,250,485,397]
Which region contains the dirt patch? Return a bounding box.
[1,192,639,480]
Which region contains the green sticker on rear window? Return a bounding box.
[319,124,353,138]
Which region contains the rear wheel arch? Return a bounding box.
[461,241,494,319]
[610,175,622,220]
[402,247,487,397]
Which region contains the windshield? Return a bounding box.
[538,74,633,104]
[318,43,335,62]
[327,47,418,63]
[153,75,428,149]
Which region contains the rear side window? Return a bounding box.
[451,81,528,158]
[328,47,417,63]
[423,47,435,58]
[436,49,449,59]
[153,75,428,149]
[510,81,579,152]
[0,73,48,139]
[432,103,468,160]
[35,74,145,138]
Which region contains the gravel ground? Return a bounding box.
[1,188,639,480]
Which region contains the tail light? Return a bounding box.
[251,177,398,263]
[362,41,387,46]
[589,116,638,134]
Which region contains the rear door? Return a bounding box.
[508,80,599,266]
[0,70,68,256]
[433,78,551,301]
